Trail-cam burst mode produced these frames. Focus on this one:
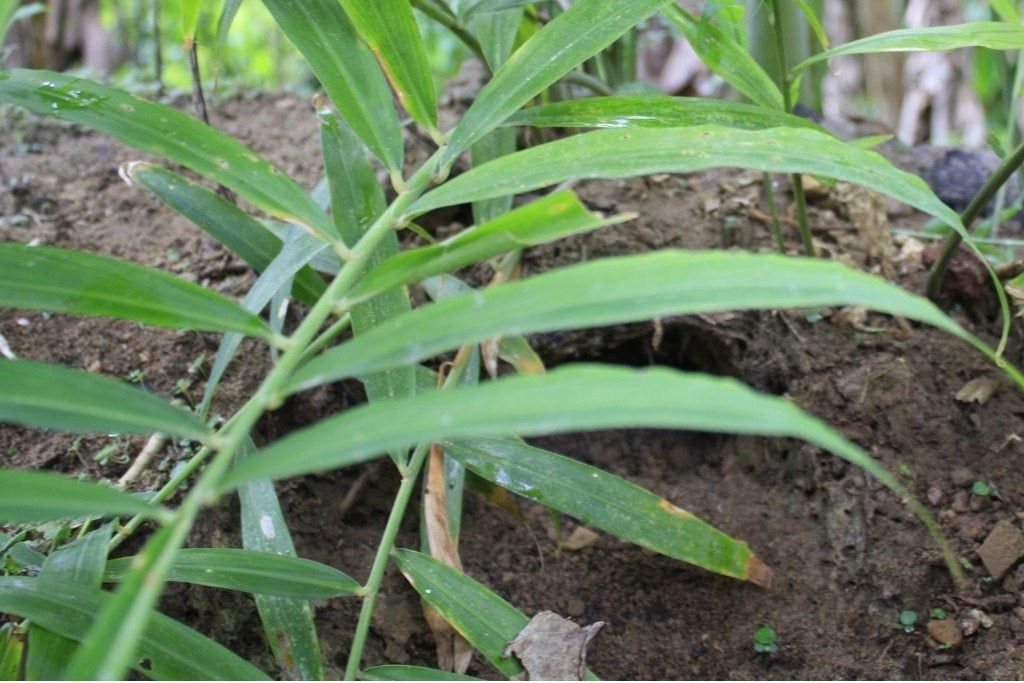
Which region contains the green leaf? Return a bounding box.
[321,109,415,462]
[105,548,362,599]
[463,0,536,19]
[0,70,335,239]
[0,576,270,680]
[0,469,166,526]
[989,0,1021,25]
[505,96,822,131]
[469,5,524,71]
[0,243,273,339]
[182,0,201,44]
[362,664,481,680]
[259,0,403,171]
[411,126,962,230]
[339,0,438,134]
[664,6,783,110]
[28,525,112,680]
[225,364,900,500]
[0,359,208,439]
[128,163,326,307]
[445,437,770,584]
[470,128,518,225]
[442,0,672,162]
[199,229,327,415]
[393,549,557,678]
[0,623,25,681]
[216,0,245,42]
[238,438,324,680]
[347,190,631,304]
[291,251,973,392]
[794,22,1024,72]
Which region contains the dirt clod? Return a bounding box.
[926,619,963,649]
[977,520,1024,581]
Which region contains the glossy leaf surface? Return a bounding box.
[445,437,769,583]
[0,470,166,524]
[0,70,334,237]
[0,243,272,339]
[105,548,361,599]
[0,576,270,680]
[0,359,207,439]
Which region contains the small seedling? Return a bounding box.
[899,610,919,633]
[971,480,996,497]
[753,626,779,654]
[929,607,948,620]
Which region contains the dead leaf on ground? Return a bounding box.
[504,611,604,681]
[955,377,1000,405]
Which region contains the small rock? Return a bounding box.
[927,619,963,649]
[87,360,103,373]
[558,527,601,552]
[967,608,994,629]
[978,520,1024,581]
[1004,565,1024,593]
[927,486,944,506]
[951,468,975,488]
[957,515,988,542]
[960,616,980,638]
[950,491,970,513]
[566,597,586,618]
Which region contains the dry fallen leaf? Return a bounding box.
[955,377,1000,405]
[504,611,604,681]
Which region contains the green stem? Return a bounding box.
[991,49,1024,238]
[300,313,353,364]
[563,70,614,97]
[770,0,814,256]
[343,442,431,681]
[925,138,1024,301]
[411,0,486,65]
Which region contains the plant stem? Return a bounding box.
[769,0,814,256]
[563,71,614,96]
[343,442,430,681]
[300,313,353,364]
[991,49,1024,238]
[925,138,1024,301]
[411,0,485,65]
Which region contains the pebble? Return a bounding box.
[977,520,1024,581]
[927,485,944,506]
[951,468,975,488]
[1002,564,1024,593]
[926,619,963,648]
[950,491,970,513]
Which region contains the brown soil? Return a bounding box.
[3,91,1024,680]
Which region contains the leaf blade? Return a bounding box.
[0,359,208,439]
[0,576,270,680]
[0,70,334,238]
[0,469,166,526]
[104,548,361,600]
[0,243,272,339]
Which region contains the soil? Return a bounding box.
[3,89,1024,680]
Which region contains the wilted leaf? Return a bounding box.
[504,611,604,681]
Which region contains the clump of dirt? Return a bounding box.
[3,91,1024,680]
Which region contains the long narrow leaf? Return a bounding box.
[338,0,438,134]
[395,549,579,678]
[0,469,165,525]
[0,70,335,238]
[362,664,481,680]
[442,0,672,162]
[105,548,361,599]
[0,359,207,439]
[447,437,770,583]
[794,22,1024,72]
[0,576,270,680]
[27,525,112,680]
[260,0,403,171]
[129,163,326,306]
[291,251,972,391]
[505,96,822,131]
[664,6,784,110]
[238,438,325,680]
[0,243,272,339]
[347,190,630,304]
[412,127,959,226]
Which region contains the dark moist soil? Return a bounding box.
[3,89,1024,680]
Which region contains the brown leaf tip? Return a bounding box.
[746,554,773,588]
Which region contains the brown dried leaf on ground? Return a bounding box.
[504,611,605,681]
[955,377,1001,405]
